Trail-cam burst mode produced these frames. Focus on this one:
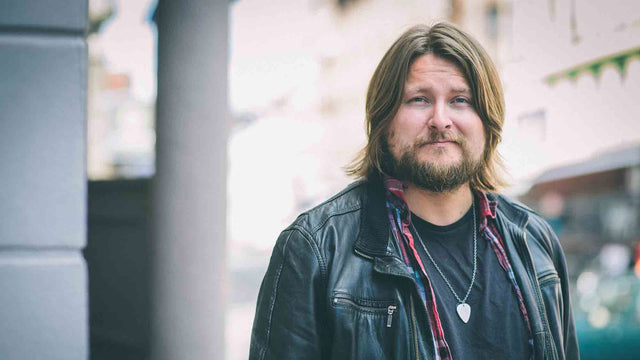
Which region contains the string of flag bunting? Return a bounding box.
[544,46,640,85]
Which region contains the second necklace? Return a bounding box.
[411,199,477,324]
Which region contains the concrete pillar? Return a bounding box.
[151,1,228,360]
[0,1,88,360]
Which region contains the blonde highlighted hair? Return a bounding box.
[346,22,507,191]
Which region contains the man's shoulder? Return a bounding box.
[493,193,549,228]
[490,192,560,255]
[489,192,537,217]
[288,179,370,236]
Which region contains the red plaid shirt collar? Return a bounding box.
[384,176,497,223]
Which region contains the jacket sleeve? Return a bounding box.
[532,217,580,360]
[549,224,580,360]
[249,226,329,360]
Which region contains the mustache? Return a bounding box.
[415,131,463,147]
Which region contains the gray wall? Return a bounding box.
[0,1,88,359]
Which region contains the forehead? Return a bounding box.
[405,54,469,91]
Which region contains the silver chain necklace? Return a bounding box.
[411,200,477,323]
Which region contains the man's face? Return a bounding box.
[384,53,486,192]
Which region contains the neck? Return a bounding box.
[404,182,473,226]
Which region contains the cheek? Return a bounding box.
[386,118,402,146]
[474,126,487,155]
[389,112,422,142]
[385,127,408,158]
[473,124,485,143]
[391,106,420,128]
[465,117,485,147]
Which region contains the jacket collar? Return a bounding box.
[489,192,530,230]
[354,178,531,259]
[354,176,393,257]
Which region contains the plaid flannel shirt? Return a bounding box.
[384,177,533,360]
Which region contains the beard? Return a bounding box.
[382,131,483,193]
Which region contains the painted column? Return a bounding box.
[152,1,228,359]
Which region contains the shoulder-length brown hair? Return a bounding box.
[346,22,507,192]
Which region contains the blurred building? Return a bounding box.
[88,61,155,179]
[502,5,640,356]
[501,0,640,188]
[87,0,156,180]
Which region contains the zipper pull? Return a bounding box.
[386,305,397,328]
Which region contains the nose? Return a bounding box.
[428,101,452,130]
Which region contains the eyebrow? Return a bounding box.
[405,86,471,94]
[451,87,471,94]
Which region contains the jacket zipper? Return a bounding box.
[332,297,397,327]
[387,305,397,327]
[519,229,557,360]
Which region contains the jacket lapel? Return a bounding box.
[353,178,416,278]
[493,195,552,359]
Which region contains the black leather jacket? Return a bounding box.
[250,179,579,360]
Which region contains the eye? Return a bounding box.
[452,97,472,105]
[409,97,429,104]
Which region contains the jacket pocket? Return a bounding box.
[330,293,401,360]
[332,295,398,327]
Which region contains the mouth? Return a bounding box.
[414,132,462,150]
[421,139,458,147]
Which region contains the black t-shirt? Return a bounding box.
[411,203,531,360]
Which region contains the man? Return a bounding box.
[249,23,579,360]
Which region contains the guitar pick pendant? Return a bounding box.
[456,303,471,323]
[411,202,479,326]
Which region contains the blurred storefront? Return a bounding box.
[520,145,640,359]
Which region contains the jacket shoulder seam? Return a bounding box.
[526,214,557,258]
[289,224,329,285]
[258,229,296,360]
[310,205,362,235]
[259,227,327,359]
